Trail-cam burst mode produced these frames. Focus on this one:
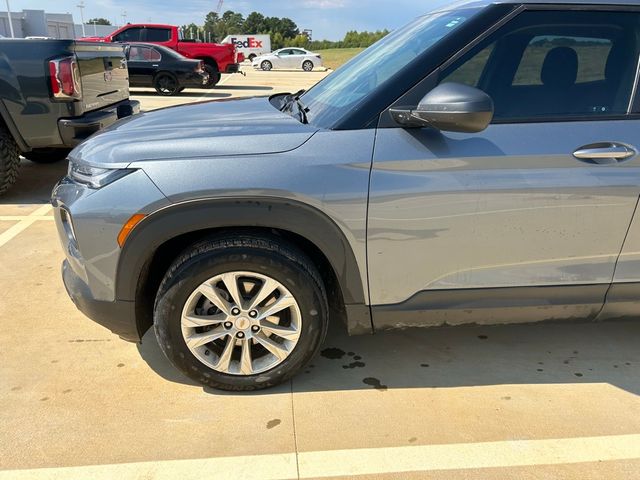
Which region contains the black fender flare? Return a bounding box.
[116,197,368,308]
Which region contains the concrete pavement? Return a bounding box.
[1,68,640,479]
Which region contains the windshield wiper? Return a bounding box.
[280,89,310,124]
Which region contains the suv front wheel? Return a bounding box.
[154,234,329,391]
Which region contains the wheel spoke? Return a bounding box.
[247,277,279,311]
[198,283,232,315]
[254,332,289,361]
[240,339,253,375]
[182,313,226,328]
[260,320,300,341]
[258,294,296,320]
[220,272,243,309]
[185,327,228,349]
[215,336,236,373]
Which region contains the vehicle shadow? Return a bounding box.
[0,158,67,205]
[137,317,640,396]
[130,90,233,99]
[219,85,274,91]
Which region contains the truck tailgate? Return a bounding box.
[74,43,129,113]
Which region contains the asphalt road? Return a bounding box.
[1,67,639,480]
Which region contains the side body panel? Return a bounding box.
[368,121,640,328]
[136,129,374,309]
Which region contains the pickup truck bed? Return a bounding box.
[0,39,139,195]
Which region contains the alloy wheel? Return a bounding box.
[181,271,302,376]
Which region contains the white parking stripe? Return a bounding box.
[1,434,639,480]
[0,204,53,248]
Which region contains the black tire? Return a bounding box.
[302,60,314,72]
[203,62,221,88]
[261,60,273,71]
[154,234,329,391]
[248,54,257,62]
[154,73,180,96]
[0,126,20,196]
[22,148,70,164]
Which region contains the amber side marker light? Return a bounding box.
[117,214,147,247]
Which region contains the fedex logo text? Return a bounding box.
[231,37,263,48]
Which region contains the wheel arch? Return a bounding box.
[0,101,28,152]
[116,198,372,339]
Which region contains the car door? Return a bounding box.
[126,46,161,87]
[280,49,298,69]
[368,8,640,328]
[289,49,307,69]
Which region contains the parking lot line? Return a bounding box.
[1,433,639,480]
[0,204,53,248]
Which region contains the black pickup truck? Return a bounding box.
[0,39,140,195]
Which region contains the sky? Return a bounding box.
[8,0,457,40]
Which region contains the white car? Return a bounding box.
[252,48,323,72]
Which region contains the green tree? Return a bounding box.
[244,12,266,34]
[87,18,111,25]
[219,10,245,37]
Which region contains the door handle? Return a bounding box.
[573,143,637,165]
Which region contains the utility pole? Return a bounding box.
[121,10,127,26]
[77,0,86,37]
[5,0,15,38]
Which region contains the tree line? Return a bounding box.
[180,10,388,50]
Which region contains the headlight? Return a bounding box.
[68,162,135,189]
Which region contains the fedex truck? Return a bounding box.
[223,34,271,61]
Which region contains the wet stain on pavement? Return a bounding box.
[343,361,365,370]
[363,377,388,391]
[478,335,488,340]
[574,373,583,377]
[62,389,72,394]
[321,348,346,360]
[420,364,430,368]
[117,363,125,368]
[266,419,281,429]
[40,397,49,402]
[409,437,417,443]
[10,386,21,391]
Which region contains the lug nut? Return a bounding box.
[249,310,258,318]
[224,322,233,329]
[231,308,241,316]
[251,325,260,333]
[236,332,245,339]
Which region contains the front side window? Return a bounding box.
[440,11,640,121]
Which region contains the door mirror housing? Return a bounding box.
[390,83,494,133]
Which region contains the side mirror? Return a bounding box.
[390,82,494,133]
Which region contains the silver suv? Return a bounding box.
[52,0,640,390]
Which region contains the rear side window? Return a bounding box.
[129,46,161,62]
[113,27,142,42]
[145,28,171,42]
[440,11,640,121]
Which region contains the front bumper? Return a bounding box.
[62,260,140,342]
[58,99,141,147]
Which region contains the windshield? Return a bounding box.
[301,8,481,128]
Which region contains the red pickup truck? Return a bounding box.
[82,24,240,87]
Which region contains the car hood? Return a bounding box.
[70,96,318,168]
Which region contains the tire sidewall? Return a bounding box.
[203,63,221,87]
[303,61,313,72]
[261,60,272,71]
[154,73,178,96]
[155,247,327,390]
